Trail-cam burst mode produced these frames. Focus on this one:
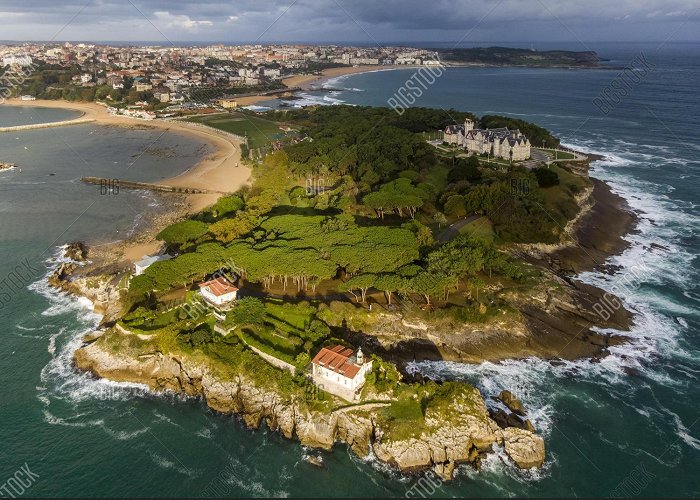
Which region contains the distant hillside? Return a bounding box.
[436,46,602,67]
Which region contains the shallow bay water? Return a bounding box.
[1,41,699,496]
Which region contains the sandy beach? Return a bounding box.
[231,66,399,106]
[281,65,395,91]
[4,98,251,261]
[5,99,250,205]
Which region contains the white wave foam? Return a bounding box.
[215,456,288,497]
[16,324,45,331]
[241,105,272,112]
[285,92,346,107]
[196,427,213,439]
[102,425,149,441]
[48,329,61,354]
[147,450,200,478]
[664,409,700,450]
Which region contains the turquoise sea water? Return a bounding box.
[1,42,699,497]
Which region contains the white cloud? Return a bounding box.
[152,11,213,31]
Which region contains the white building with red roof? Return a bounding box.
[198,276,238,306]
[311,345,373,400]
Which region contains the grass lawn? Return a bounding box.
[186,112,289,150]
[239,326,301,361]
[459,216,495,242]
[538,164,590,222]
[379,397,426,441]
[264,302,315,331]
[551,150,575,160]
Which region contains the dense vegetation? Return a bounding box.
[436,46,601,67]
[117,105,590,402]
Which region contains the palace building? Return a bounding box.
[444,119,531,161]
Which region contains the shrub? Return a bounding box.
[443,194,467,218]
[157,220,209,246]
[210,195,244,218]
[532,167,560,188]
[228,297,266,326]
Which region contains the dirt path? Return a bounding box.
[437,214,482,242]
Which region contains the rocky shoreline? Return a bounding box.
[73,334,545,480]
[52,153,636,482]
[50,242,546,480]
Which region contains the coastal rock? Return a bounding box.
[64,241,88,262]
[488,408,535,432]
[82,330,105,343]
[499,427,546,469]
[498,390,526,416]
[48,262,77,288]
[374,438,433,471]
[73,337,546,480]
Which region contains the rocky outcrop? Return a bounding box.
[488,390,536,433]
[48,262,77,288]
[74,337,545,479]
[351,269,632,365]
[64,241,88,262]
[501,427,546,469]
[498,390,525,416]
[48,258,122,321]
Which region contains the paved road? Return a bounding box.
[437,214,482,242]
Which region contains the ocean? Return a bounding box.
[0,41,698,497]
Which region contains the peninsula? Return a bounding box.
[436,46,603,67]
[22,99,637,479]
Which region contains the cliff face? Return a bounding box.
[348,271,630,365]
[73,339,545,480]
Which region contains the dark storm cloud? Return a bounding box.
[0,0,697,42]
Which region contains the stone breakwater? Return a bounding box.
[0,117,95,133]
[73,337,545,480]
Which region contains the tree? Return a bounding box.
[375,274,405,305]
[157,220,209,248]
[190,326,214,347]
[306,319,330,343]
[532,167,560,187]
[427,234,489,291]
[448,155,482,183]
[228,297,266,326]
[340,273,377,303]
[470,276,486,302]
[363,178,426,219]
[444,194,467,218]
[408,271,453,305]
[433,212,447,229]
[209,195,244,218]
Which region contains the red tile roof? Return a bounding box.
[312,345,361,379]
[198,276,238,297]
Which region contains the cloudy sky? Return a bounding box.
[0,0,698,44]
